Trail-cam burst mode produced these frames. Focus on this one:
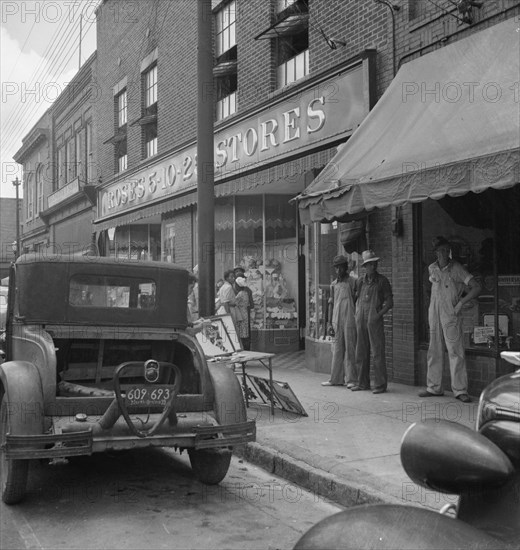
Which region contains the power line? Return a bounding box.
[4,18,38,83]
[1,5,94,156]
[1,16,77,145]
[2,1,99,152]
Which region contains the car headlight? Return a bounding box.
[476,371,520,431]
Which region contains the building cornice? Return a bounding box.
[13,128,50,163]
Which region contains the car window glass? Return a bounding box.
[69,275,156,309]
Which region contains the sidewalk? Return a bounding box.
[234,351,478,511]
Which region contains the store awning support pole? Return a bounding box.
[197,0,215,317]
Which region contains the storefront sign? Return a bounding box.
[48,177,80,209]
[98,65,365,220]
[498,275,520,286]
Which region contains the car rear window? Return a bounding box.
[69,275,156,309]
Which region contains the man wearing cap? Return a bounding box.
[351,250,393,394]
[419,236,481,403]
[321,255,357,387]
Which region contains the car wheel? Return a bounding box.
[188,448,232,485]
[0,393,29,504]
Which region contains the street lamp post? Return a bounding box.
[12,177,21,259]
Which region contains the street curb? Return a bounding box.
[234,442,404,509]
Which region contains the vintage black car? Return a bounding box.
[0,254,255,504]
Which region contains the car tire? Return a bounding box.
[0,396,29,504]
[188,448,232,485]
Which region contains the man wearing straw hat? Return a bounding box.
[351,250,393,394]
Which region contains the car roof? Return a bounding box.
[13,254,189,328]
[15,253,186,272]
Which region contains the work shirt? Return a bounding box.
[429,260,472,311]
[355,272,393,315]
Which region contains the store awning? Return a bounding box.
[296,18,520,224]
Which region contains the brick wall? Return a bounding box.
[92,0,518,386]
[174,208,195,270]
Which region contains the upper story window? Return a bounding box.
[35,164,44,215]
[214,1,237,121]
[142,65,158,159]
[25,172,34,221]
[216,0,236,57]
[57,127,87,186]
[115,90,128,173]
[85,119,93,183]
[57,146,65,187]
[276,30,309,88]
[117,90,127,127]
[277,0,298,11]
[254,0,309,89]
[145,65,158,111]
[66,137,76,182]
[75,128,84,180]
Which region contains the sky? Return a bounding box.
[0,0,99,198]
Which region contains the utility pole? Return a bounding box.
[12,177,21,259]
[197,0,215,317]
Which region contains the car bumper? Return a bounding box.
[3,417,256,459]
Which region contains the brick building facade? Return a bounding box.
[16,0,516,395]
[14,53,98,257]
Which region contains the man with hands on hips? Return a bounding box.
[419,236,481,403]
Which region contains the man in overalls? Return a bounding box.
[351,250,393,394]
[419,236,481,403]
[321,255,357,387]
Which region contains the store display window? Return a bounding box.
[306,221,363,341]
[108,224,161,261]
[306,222,338,340]
[419,187,520,354]
[162,221,176,263]
[214,195,299,334]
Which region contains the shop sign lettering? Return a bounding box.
[99,66,365,219]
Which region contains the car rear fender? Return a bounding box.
[0,360,45,436]
[11,324,56,405]
[207,362,247,425]
[174,331,213,396]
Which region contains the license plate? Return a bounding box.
[125,385,175,407]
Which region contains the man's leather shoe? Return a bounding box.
[418,390,443,397]
[321,381,343,386]
[456,393,471,403]
[372,388,386,394]
[350,386,367,391]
